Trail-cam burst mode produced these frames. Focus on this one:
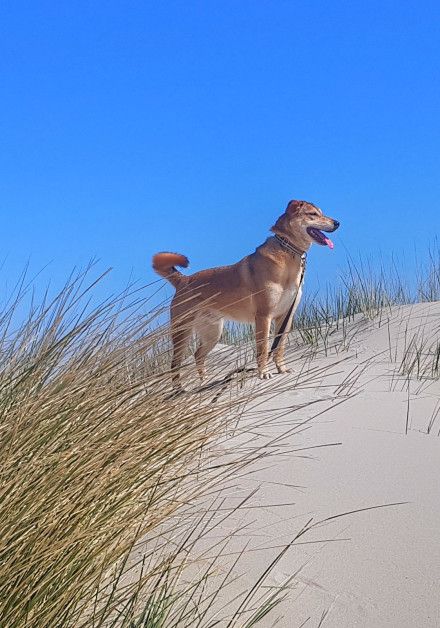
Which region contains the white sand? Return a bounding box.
[195,302,440,626]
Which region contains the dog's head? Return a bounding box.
[271,200,340,250]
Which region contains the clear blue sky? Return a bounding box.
[1,1,439,306]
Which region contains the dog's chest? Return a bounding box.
[271,282,302,317]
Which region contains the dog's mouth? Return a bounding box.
[307,227,334,249]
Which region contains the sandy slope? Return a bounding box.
[196,302,440,627]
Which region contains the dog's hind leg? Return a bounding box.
[255,314,272,379]
[170,325,192,389]
[194,316,223,381]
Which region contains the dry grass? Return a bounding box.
[3,251,436,626]
[0,266,342,627]
[398,320,440,382]
[0,268,245,626]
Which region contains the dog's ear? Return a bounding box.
[271,200,299,235]
[286,200,301,214]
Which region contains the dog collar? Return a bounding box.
[274,234,307,262]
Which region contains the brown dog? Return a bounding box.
[153,200,339,388]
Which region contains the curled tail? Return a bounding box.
[152,252,189,288]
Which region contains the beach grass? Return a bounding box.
[0,267,335,627]
[1,249,439,626]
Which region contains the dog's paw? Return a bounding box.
[259,371,272,380]
[276,367,292,374]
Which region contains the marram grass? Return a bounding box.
[2,252,435,626]
[0,268,314,627]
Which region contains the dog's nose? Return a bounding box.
[333,220,340,229]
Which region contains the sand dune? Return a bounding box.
[195,301,440,626]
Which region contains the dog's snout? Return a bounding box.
[333,220,340,230]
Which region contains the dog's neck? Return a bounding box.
[274,234,307,261]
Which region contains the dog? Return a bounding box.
[152,200,339,388]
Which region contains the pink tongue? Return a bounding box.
[324,236,334,249]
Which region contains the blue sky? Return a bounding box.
[1,1,439,307]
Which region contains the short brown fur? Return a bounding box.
[152,200,339,388]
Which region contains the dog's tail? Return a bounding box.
[152,252,189,288]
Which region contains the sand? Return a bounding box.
[191,301,440,626]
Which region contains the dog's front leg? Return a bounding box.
[255,314,272,379]
[273,314,293,374]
